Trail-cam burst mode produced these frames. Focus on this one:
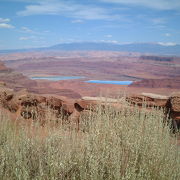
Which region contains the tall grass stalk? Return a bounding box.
[0,103,179,180]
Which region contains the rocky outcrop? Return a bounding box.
[75,99,99,111]
[166,92,180,130]
[1,81,180,131]
[67,103,85,130]
[126,93,168,108]
[0,86,117,129]
[126,92,180,130]
[0,87,72,125]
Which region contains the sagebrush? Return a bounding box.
[0,103,179,180]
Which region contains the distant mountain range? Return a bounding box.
[1,42,180,56]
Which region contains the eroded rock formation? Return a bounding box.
[126,92,180,130]
[166,92,180,130]
[0,81,180,131]
[126,93,168,108]
[0,86,72,125]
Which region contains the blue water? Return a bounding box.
[85,80,133,85]
[31,76,133,85]
[31,76,85,81]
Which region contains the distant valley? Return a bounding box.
[0,51,179,98]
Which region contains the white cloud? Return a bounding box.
[21,26,35,33]
[19,35,38,41]
[100,39,119,44]
[100,0,180,10]
[19,36,31,40]
[158,42,177,46]
[0,18,14,29]
[18,27,50,40]
[20,26,48,35]
[0,18,10,23]
[0,23,14,29]
[17,1,119,20]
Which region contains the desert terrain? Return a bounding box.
[0,51,179,99]
[0,50,179,129]
[1,0,180,178]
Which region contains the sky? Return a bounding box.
[0,0,180,49]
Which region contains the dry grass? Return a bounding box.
[0,102,179,180]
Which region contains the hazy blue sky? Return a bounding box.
[0,0,180,49]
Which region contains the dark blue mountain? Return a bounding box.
[0,42,180,56]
